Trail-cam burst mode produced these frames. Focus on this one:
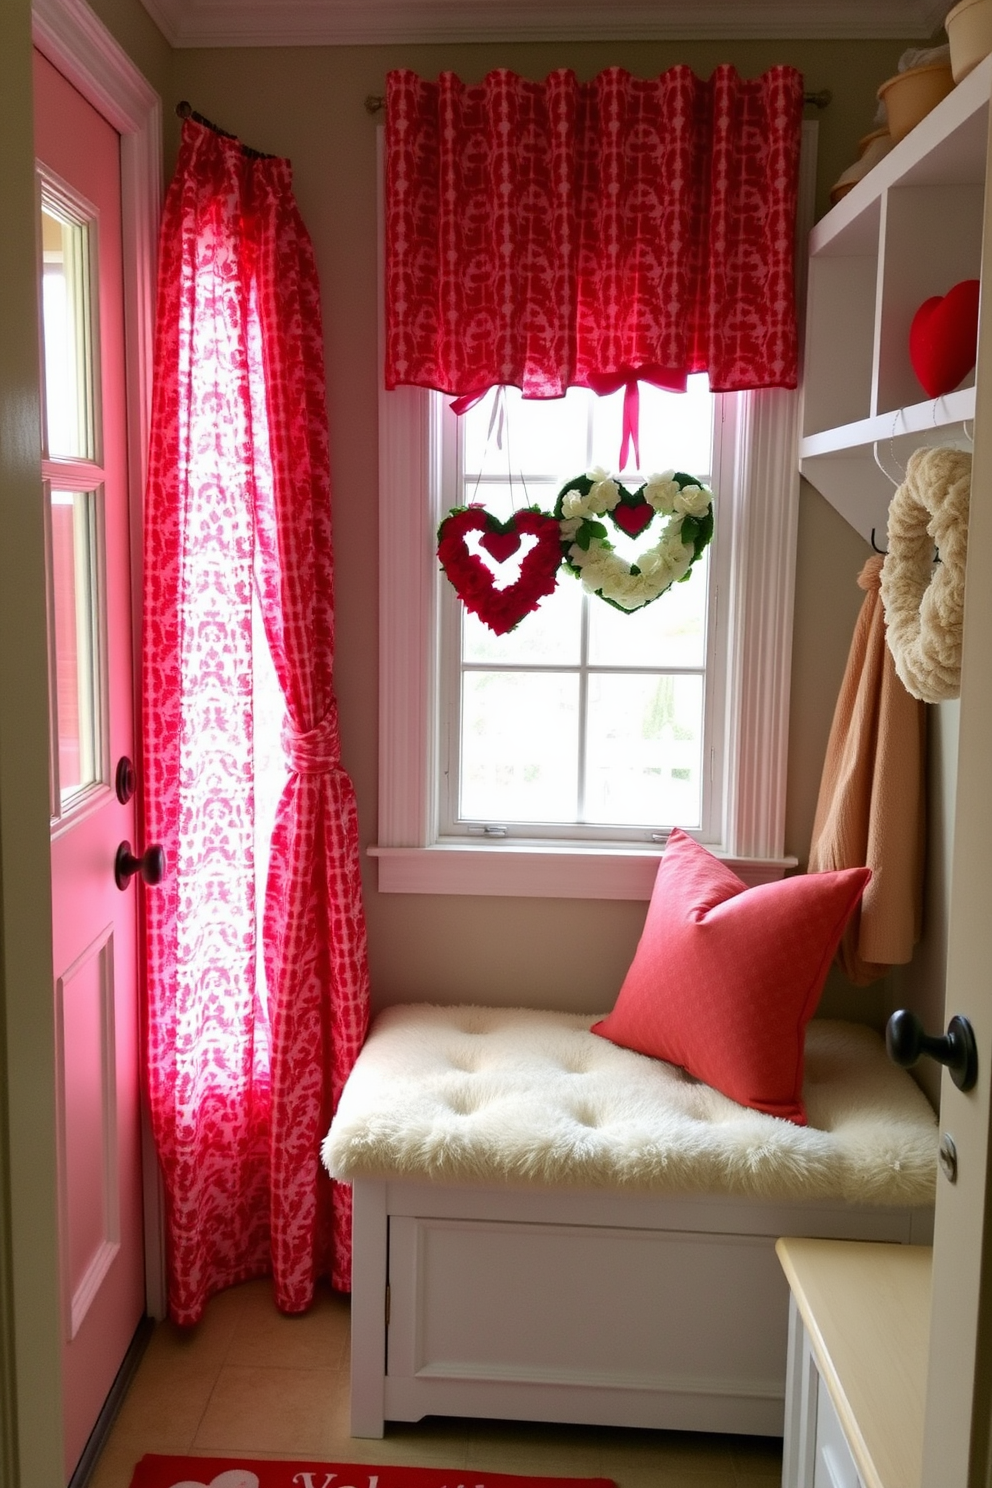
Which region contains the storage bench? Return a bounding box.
[322,1005,937,1440]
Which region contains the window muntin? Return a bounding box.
[438,378,728,844]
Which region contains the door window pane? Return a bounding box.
[50,489,101,806]
[40,203,96,461]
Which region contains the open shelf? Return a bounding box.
[799,52,991,542]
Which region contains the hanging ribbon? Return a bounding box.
[450,386,506,453]
[451,367,688,472]
[449,387,494,418]
[585,366,688,470]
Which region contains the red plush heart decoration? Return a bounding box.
[437,506,563,635]
[909,279,980,398]
[611,500,656,538]
[479,527,522,562]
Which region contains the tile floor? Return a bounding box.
[89,1279,783,1488]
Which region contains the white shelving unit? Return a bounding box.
[800,53,992,542]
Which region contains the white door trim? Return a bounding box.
[31,0,166,1321]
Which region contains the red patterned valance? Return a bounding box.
[385,64,804,406]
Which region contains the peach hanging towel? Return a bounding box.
[808,554,926,985]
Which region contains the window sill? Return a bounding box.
[369,842,799,899]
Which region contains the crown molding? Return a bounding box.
[34,0,162,123]
[139,0,948,48]
[137,0,184,46]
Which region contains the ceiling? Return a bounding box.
[139,0,949,49]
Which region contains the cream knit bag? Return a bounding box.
[879,445,971,703]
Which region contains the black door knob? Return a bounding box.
[115,841,167,891]
[886,1009,978,1092]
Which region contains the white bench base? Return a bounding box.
[350,1177,933,1439]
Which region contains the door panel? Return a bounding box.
[56,925,118,1340]
[33,48,145,1482]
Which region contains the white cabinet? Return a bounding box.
[800,55,992,542]
[350,1179,932,1439]
[777,1238,932,1488]
[813,1374,865,1488]
[783,1297,867,1488]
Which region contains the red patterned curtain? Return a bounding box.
[386,65,804,417]
[142,118,370,1324]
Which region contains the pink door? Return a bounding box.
[33,49,147,1481]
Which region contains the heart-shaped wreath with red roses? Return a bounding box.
[436,469,714,632]
[436,505,564,636]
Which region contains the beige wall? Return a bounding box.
[86,0,173,98]
[168,38,914,1018]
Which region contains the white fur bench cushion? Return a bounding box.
[322,1005,937,1207]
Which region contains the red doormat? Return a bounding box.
[128,1455,617,1488]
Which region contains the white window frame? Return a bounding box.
[371,123,816,899]
[435,383,731,847]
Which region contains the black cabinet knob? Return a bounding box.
[115,841,166,891]
[886,1009,978,1092]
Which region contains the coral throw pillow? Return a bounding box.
[592,830,870,1124]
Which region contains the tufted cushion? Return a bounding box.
[592,829,871,1124]
[322,1003,937,1207]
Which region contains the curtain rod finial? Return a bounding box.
[365,94,385,115]
[177,99,193,119]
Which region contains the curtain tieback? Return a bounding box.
[281,706,342,774]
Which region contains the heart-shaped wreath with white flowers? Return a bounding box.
[555,467,714,612]
[436,467,714,632]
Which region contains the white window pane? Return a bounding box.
[584,673,703,827]
[460,672,579,822]
[463,571,582,665]
[41,205,95,461]
[50,489,101,805]
[462,387,589,478]
[587,551,709,669]
[458,481,562,522]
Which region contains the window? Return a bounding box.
[439,379,727,846]
[373,125,815,899]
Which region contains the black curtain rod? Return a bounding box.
[175,100,277,159]
[364,87,832,114]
